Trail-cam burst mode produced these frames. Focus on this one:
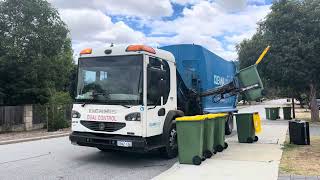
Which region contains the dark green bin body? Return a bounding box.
[213,117,227,152]
[283,107,292,120]
[237,65,264,101]
[176,120,204,165]
[265,107,280,120]
[235,113,256,143]
[203,119,215,157]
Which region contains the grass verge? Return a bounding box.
[279,136,320,176]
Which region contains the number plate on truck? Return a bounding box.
[117,140,132,147]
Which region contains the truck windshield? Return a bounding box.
[76,55,143,105]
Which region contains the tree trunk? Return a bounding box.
[309,83,319,122]
[292,97,295,119]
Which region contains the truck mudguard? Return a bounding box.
[162,110,184,142]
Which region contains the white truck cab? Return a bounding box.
[70,45,183,158]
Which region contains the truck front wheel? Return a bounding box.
[160,123,178,159]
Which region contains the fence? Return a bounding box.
[0,104,72,133]
[0,106,25,132]
[33,104,72,131]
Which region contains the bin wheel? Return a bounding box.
[203,150,213,159]
[247,137,254,143]
[224,142,228,149]
[215,145,224,152]
[192,156,202,165]
[254,136,259,142]
[159,123,178,159]
[212,149,217,154]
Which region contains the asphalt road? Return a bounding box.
[0,99,287,180]
[0,137,176,180]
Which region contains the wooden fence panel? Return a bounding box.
[0,106,24,127]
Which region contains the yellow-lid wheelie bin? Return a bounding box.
[235,112,261,143]
[176,115,206,165]
[202,115,215,159]
[211,114,228,153]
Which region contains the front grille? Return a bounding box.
[80,121,126,132]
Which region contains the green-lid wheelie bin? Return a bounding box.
[176,115,206,165]
[282,107,292,120]
[211,114,228,152]
[265,107,280,120]
[235,112,259,143]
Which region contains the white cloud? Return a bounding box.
[171,0,200,5]
[49,0,271,61]
[216,0,247,12]
[50,0,173,18]
[146,1,271,60]
[58,9,148,59]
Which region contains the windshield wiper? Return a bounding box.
[120,104,131,108]
[81,92,109,107]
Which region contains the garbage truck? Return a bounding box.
[69,44,264,158]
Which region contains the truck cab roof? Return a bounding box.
[79,45,175,63]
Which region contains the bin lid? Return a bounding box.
[206,113,227,119]
[176,115,207,121]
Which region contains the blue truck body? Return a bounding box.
[161,44,238,114]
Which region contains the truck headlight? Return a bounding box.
[125,112,141,121]
[72,110,81,118]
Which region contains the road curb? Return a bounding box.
[0,132,70,145]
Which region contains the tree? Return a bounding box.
[0,0,74,105]
[237,0,320,122]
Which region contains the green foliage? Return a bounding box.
[0,0,74,105]
[237,0,320,99]
[49,91,73,105]
[47,104,71,132]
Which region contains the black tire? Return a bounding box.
[212,149,217,154]
[159,123,178,159]
[192,156,202,165]
[254,136,259,142]
[215,145,224,152]
[203,150,213,159]
[224,142,228,149]
[225,114,234,135]
[247,137,254,143]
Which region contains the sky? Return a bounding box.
[48,0,273,61]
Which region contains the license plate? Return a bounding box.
[117,140,132,147]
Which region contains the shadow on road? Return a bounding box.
[73,148,177,168]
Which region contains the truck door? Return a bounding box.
[146,57,170,137]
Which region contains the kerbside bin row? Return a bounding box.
[265,107,292,120]
[176,114,228,165]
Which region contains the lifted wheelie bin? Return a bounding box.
[176,115,206,165]
[235,112,260,143]
[212,114,228,152]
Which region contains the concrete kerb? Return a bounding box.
[0,132,70,145]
